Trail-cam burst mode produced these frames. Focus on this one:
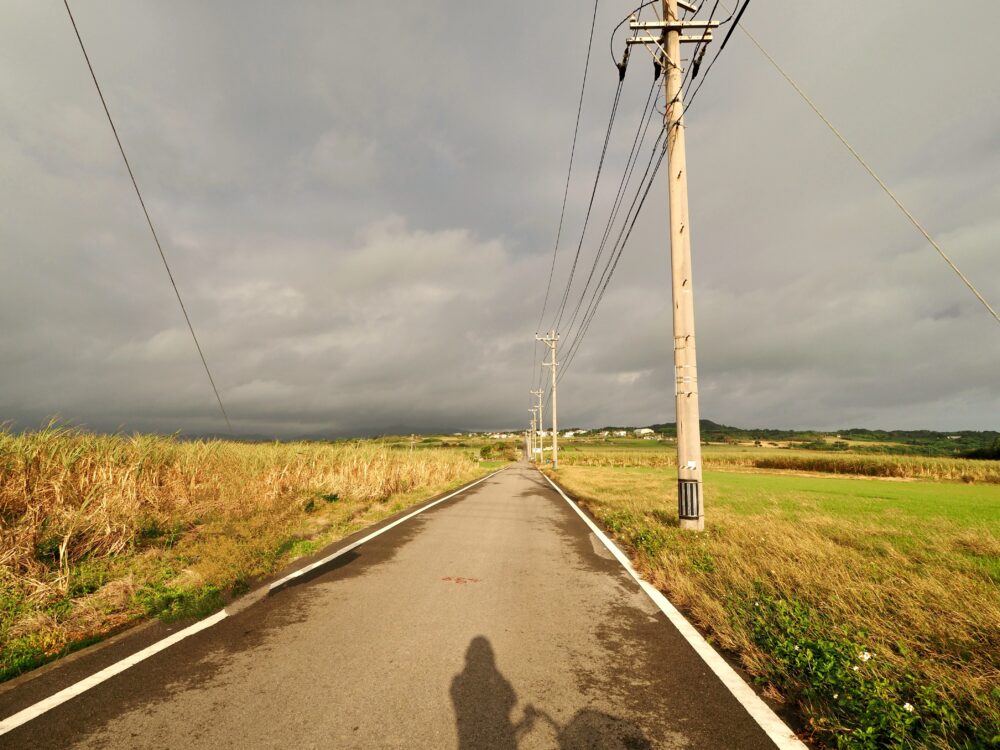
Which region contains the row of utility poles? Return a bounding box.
[527,330,559,468]
[529,0,710,531]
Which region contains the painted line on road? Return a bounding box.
[540,471,807,750]
[0,468,504,736]
[0,610,227,736]
[267,468,504,592]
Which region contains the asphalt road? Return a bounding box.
[1,464,787,749]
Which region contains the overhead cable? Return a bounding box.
[536,0,601,335]
[736,13,999,326]
[62,0,233,431]
[551,79,626,332]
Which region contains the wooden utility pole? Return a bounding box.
[536,330,560,468]
[531,389,546,462]
[628,2,717,530]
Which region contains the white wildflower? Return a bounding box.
[903,703,914,713]
[833,693,839,699]
[794,645,800,651]
[859,651,872,662]
[852,665,859,671]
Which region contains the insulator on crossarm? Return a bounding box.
[616,46,631,82]
[691,45,707,79]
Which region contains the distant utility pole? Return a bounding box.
[530,410,538,463]
[536,330,559,468]
[628,1,717,531]
[531,389,545,463]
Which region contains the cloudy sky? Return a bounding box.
[2,1,998,437]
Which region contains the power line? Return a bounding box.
[608,1,660,66]
[62,0,233,432]
[536,0,601,335]
[538,1,746,400]
[536,1,682,400]
[716,0,751,51]
[551,79,626,332]
[562,0,749,382]
[556,4,744,382]
[560,81,659,342]
[553,0,999,406]
[559,124,667,382]
[532,0,601,405]
[685,0,719,83]
[559,131,667,381]
[681,0,747,110]
[735,15,999,326]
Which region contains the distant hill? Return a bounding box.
[593,420,1000,458]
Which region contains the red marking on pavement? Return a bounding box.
[441,576,480,585]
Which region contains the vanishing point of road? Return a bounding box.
[0,464,801,749]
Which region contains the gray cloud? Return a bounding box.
[1,0,998,437]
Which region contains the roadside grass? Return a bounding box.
[544,463,1000,749]
[556,444,1000,484]
[0,426,499,682]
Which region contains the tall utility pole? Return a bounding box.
[536,330,560,468]
[531,389,546,463]
[628,2,717,531]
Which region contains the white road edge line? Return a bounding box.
[0,610,227,736]
[540,471,807,750]
[267,468,504,592]
[0,468,504,736]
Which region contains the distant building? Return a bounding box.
[599,431,610,437]
[614,430,628,437]
[634,428,654,436]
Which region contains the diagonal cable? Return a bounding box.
[737,17,998,325]
[536,0,601,335]
[63,0,233,431]
[552,80,626,332]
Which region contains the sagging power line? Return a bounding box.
[729,11,999,327]
[529,0,745,532]
[546,0,742,393]
[532,0,602,414]
[531,0,993,538]
[62,0,232,432]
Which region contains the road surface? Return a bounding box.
[0,463,794,749]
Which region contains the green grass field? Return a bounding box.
[556,441,1000,483]
[545,448,1000,749]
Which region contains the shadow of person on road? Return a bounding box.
[450,636,519,749]
[450,637,653,749]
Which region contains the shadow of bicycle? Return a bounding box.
[450,636,651,750]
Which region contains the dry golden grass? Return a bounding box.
[0,426,489,680]
[545,464,1000,749]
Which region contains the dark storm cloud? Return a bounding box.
[2,0,998,437]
